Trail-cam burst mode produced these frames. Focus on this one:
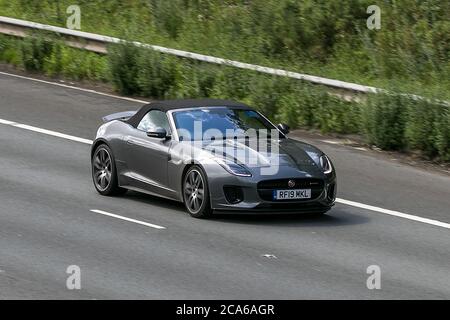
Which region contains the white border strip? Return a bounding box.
[0,117,93,144]
[0,116,448,231]
[13,123,93,144]
[336,198,450,230]
[90,209,166,229]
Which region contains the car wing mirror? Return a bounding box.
[147,127,168,139]
[277,123,290,135]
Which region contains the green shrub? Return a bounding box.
[0,35,21,65]
[0,34,108,81]
[211,67,253,101]
[291,86,322,128]
[44,43,108,81]
[312,93,361,134]
[136,48,180,98]
[404,98,440,157]
[191,64,218,98]
[363,93,407,150]
[276,92,302,128]
[175,62,218,99]
[362,93,450,159]
[107,42,140,95]
[150,0,184,39]
[20,35,53,72]
[275,84,361,134]
[434,106,450,161]
[175,62,202,98]
[248,76,292,119]
[43,41,63,76]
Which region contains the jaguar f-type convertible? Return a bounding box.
[91,99,336,218]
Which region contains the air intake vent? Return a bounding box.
[223,186,244,204]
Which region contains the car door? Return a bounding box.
[124,109,174,195]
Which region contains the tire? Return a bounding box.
[183,165,212,218]
[91,144,126,196]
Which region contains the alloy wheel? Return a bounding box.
[184,169,205,214]
[93,148,112,191]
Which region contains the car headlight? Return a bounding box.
[215,158,252,177]
[319,155,333,174]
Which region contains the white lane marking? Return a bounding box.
[0,118,16,125]
[336,198,450,230]
[1,116,449,231]
[0,71,149,104]
[261,254,278,259]
[12,123,93,144]
[90,209,166,230]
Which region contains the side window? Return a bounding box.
[137,110,171,133]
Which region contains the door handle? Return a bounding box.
[126,139,135,146]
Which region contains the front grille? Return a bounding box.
[257,178,324,201]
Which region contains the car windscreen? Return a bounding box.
[172,107,277,141]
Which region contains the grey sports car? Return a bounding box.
[91,99,336,218]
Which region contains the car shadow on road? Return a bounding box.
[212,208,369,228]
[120,191,186,211]
[122,191,369,228]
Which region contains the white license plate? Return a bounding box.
[273,189,311,200]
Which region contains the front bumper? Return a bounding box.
[207,165,337,214]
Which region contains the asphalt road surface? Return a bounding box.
[0,72,449,299]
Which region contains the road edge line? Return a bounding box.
[336,198,450,230]
[0,71,149,104]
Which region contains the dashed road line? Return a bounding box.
[90,209,166,230]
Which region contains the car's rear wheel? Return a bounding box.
[92,144,126,196]
[183,166,212,218]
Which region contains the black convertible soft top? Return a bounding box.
[127,98,251,128]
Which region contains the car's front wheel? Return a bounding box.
[92,144,126,196]
[183,166,212,218]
